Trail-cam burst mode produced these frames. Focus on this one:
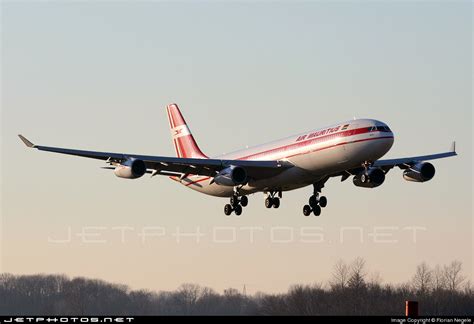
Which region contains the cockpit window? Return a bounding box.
[369,126,392,132]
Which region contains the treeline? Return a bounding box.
[0,258,472,315]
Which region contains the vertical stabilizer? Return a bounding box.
[166,103,208,159]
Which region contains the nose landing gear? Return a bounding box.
[264,190,282,209]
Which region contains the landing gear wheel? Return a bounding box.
[313,205,321,216]
[234,205,242,216]
[230,196,238,206]
[309,195,318,208]
[319,196,327,208]
[224,204,233,216]
[265,197,273,208]
[240,196,248,207]
[303,205,312,216]
[272,198,280,209]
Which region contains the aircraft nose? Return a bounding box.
[378,122,393,135]
[376,121,394,150]
[385,124,395,149]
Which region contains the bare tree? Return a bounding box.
[195,287,220,315]
[286,285,313,315]
[463,281,472,296]
[222,288,246,315]
[348,257,367,290]
[412,262,433,294]
[224,288,240,297]
[1,261,474,316]
[433,265,447,291]
[368,271,383,287]
[443,261,465,291]
[176,283,202,315]
[330,259,350,290]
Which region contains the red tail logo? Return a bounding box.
[166,103,208,159]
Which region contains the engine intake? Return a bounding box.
[114,158,147,179]
[403,162,435,182]
[213,166,248,186]
[353,167,385,188]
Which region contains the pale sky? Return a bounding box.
[1,1,472,294]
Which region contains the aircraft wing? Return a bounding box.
[373,142,457,170]
[18,135,293,179]
[330,142,457,183]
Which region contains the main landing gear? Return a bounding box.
[224,188,249,216]
[303,183,328,217]
[265,190,281,209]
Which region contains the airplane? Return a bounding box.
[18,103,457,217]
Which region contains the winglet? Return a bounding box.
[18,134,36,148]
[451,141,456,154]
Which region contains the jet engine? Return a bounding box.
[114,158,147,179]
[213,166,248,186]
[353,167,385,188]
[403,162,435,182]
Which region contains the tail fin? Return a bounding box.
[166,103,208,159]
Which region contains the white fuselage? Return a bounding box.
[172,119,395,197]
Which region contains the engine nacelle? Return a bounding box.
[403,162,435,182]
[114,158,147,179]
[353,167,385,188]
[213,166,248,186]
